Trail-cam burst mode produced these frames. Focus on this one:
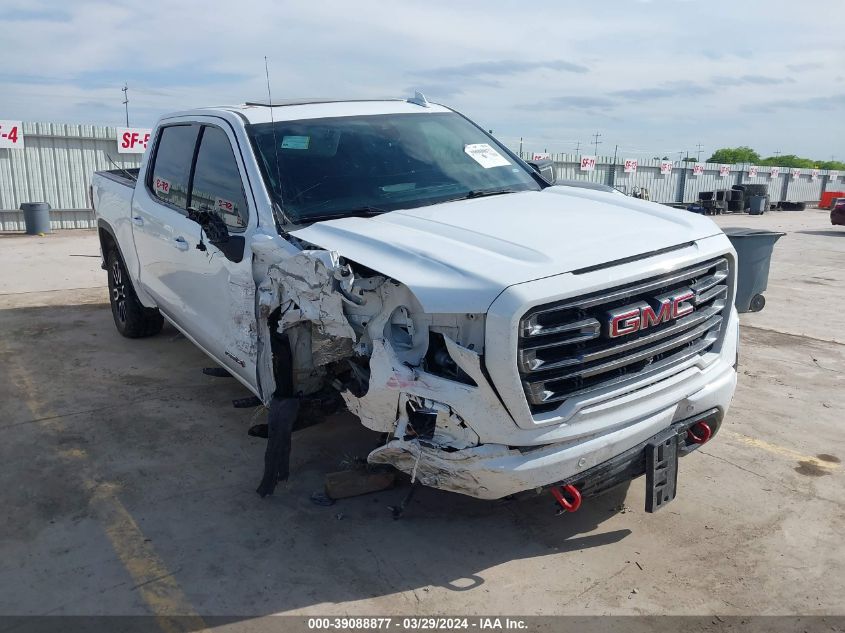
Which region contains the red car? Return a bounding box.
[832,199,845,226]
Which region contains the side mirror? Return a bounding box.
[189,208,230,244]
[188,207,244,263]
[527,158,556,185]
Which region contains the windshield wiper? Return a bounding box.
[303,206,389,222]
[466,188,520,198]
[442,188,522,204]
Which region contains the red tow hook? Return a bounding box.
[551,484,582,512]
[687,420,713,444]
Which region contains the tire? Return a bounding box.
[105,247,163,338]
[750,294,766,312]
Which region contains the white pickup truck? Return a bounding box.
[91,96,738,512]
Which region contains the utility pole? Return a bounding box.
[122,83,129,127]
[695,143,704,161]
[574,140,581,155]
[609,144,618,188]
[591,131,602,156]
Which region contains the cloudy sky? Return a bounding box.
[2,0,843,159]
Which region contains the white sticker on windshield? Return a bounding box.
[464,143,511,169]
[281,135,310,150]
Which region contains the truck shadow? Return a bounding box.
[795,229,845,237]
[0,302,634,616]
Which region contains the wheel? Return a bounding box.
[105,247,163,338]
[749,294,766,312]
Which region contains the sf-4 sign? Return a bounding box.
[117,127,152,154]
[0,120,24,149]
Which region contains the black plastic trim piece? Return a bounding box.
[571,241,695,276]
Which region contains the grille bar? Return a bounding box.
[518,257,730,411]
[521,316,601,340]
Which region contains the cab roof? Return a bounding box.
[192,97,453,125]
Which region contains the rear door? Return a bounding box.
[131,118,259,392]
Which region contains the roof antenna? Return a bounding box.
[407,91,430,107]
[264,56,291,232]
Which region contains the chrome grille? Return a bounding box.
[519,257,730,412]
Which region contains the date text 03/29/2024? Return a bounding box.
[307,617,528,630]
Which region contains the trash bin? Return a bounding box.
[21,202,52,235]
[722,227,785,312]
[748,195,767,215]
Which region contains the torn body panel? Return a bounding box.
[253,243,515,496]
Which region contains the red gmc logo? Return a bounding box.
[607,289,695,338]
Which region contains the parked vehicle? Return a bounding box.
[91,96,739,512]
[831,199,845,226]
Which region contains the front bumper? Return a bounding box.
[368,360,737,499]
[552,407,722,500]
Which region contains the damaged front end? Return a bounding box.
[254,241,510,498]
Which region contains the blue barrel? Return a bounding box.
[21,202,52,234]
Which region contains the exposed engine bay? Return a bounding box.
[254,240,491,496]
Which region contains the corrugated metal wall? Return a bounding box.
[0,122,841,231]
[0,122,142,226]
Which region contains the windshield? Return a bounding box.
[246,111,542,223]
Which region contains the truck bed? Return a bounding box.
[94,168,140,188]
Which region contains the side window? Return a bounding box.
[149,125,199,210]
[190,126,249,231]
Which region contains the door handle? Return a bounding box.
[132,216,144,226]
[172,236,190,251]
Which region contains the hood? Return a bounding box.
[290,186,723,313]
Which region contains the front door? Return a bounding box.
[133,119,259,392]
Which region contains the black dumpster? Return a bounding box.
[722,227,785,312]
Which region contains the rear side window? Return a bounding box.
[190,126,249,231]
[149,124,199,210]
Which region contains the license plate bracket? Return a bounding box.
[645,428,679,513]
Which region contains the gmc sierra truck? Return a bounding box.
[91,95,738,512]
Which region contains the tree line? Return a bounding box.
[705,147,844,170]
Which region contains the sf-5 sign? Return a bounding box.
[0,120,24,149]
[117,127,152,154]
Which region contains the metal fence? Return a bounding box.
[1,121,842,231]
[0,122,141,231]
[516,153,842,205]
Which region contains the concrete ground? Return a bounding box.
[0,209,843,618]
